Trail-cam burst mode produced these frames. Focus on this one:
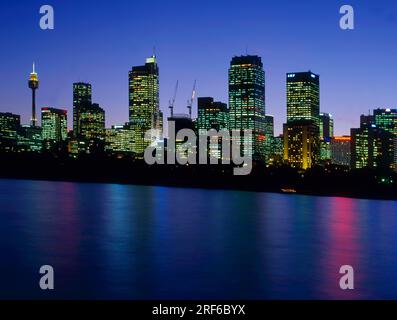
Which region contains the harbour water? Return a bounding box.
[0,179,396,299]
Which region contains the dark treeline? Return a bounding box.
[0,152,396,200]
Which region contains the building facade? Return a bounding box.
[129,56,163,156]
[41,107,68,150]
[229,55,266,161]
[331,136,351,167]
[287,72,320,124]
[0,112,20,152]
[105,124,135,155]
[283,120,320,170]
[351,119,394,170]
[73,82,92,138]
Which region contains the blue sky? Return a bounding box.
[0,0,396,135]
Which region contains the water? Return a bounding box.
[0,178,397,300]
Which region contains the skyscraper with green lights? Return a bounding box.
[129,56,163,156]
[373,109,397,170]
[79,103,105,141]
[284,71,321,168]
[287,72,320,124]
[351,115,394,170]
[0,112,20,152]
[229,55,266,161]
[41,107,68,150]
[197,97,229,160]
[73,82,92,138]
[197,97,229,132]
[320,113,334,139]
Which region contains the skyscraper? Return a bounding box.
[41,107,68,150]
[197,98,229,131]
[331,136,351,167]
[374,108,397,136]
[73,82,92,137]
[284,71,321,168]
[105,124,135,155]
[283,120,320,169]
[129,56,162,156]
[287,72,320,123]
[320,113,334,139]
[229,55,266,161]
[0,112,20,152]
[197,97,229,160]
[28,64,39,127]
[79,103,105,141]
[373,109,397,170]
[351,118,394,170]
[264,115,274,163]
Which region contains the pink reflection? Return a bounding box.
[52,182,81,273]
[319,197,366,299]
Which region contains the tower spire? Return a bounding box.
[28,63,39,127]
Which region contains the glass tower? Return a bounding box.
[0,112,20,152]
[73,82,92,138]
[229,55,266,161]
[79,103,105,141]
[129,56,162,156]
[287,72,320,124]
[197,97,229,160]
[319,113,334,139]
[41,107,68,149]
[197,97,229,132]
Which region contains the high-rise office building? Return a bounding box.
[374,108,397,136]
[197,97,229,160]
[165,114,198,163]
[41,108,68,150]
[264,115,274,163]
[285,71,321,168]
[319,113,333,161]
[286,71,320,124]
[351,119,394,170]
[79,103,105,141]
[73,82,92,137]
[283,120,320,169]
[129,56,162,156]
[229,55,266,161]
[17,125,42,152]
[331,136,351,167]
[197,97,229,132]
[320,113,334,139]
[105,124,135,155]
[28,64,39,127]
[0,112,20,152]
[268,135,284,166]
[373,109,397,170]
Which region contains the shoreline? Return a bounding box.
[1,153,397,201]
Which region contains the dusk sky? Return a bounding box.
[0,0,396,135]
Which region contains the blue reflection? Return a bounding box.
[0,179,397,299]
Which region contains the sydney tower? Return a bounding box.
[28,63,39,127]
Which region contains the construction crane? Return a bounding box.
[169,80,179,117]
[187,80,196,119]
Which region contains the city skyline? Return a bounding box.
[1,0,396,136]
